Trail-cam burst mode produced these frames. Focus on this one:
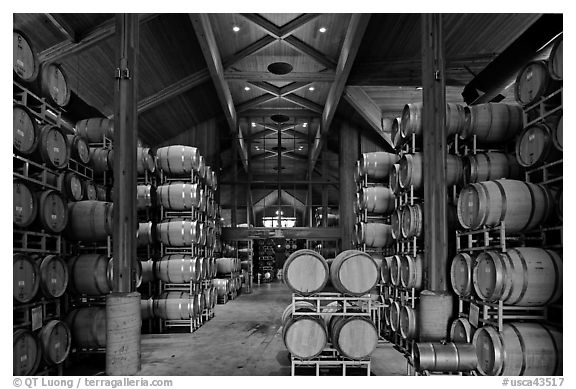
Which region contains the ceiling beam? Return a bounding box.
[249,128,277,140]
[236,94,278,113]
[239,108,321,118]
[282,94,323,114]
[190,13,248,171]
[247,81,281,96]
[280,82,313,96]
[39,13,159,63]
[44,14,77,42]
[282,129,311,141]
[279,14,321,38]
[310,14,371,167]
[343,86,393,147]
[283,35,337,70]
[222,35,276,69]
[240,14,282,37]
[225,71,335,83]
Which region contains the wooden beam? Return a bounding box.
[343,86,393,147]
[310,14,371,168]
[39,14,158,63]
[190,14,248,171]
[239,108,321,117]
[222,35,276,69]
[280,14,322,38]
[137,69,210,113]
[225,70,335,83]
[240,13,281,37]
[249,128,277,140]
[283,35,337,70]
[282,94,323,114]
[236,94,278,113]
[280,82,313,96]
[247,81,281,96]
[422,14,448,291]
[222,227,341,240]
[282,128,311,141]
[339,121,358,249]
[44,14,77,42]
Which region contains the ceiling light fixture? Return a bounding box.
[233,26,240,32]
[308,86,315,91]
[251,122,256,127]
[319,27,327,33]
[302,122,308,127]
[244,86,251,91]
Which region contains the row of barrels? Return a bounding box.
[448,317,563,376]
[140,290,218,321]
[354,221,393,248]
[139,256,239,284]
[380,254,424,290]
[283,249,379,296]
[282,301,378,360]
[136,183,218,217]
[156,145,218,189]
[450,247,562,306]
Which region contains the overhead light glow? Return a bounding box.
[319,27,327,33]
[308,86,315,91]
[233,26,240,32]
[416,87,423,90]
[251,122,256,127]
[302,122,308,127]
[244,86,251,91]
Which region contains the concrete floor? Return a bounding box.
[139,281,408,376]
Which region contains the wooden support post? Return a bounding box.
[277,123,282,227]
[108,13,140,376]
[339,121,358,250]
[421,14,448,291]
[307,126,314,227]
[321,150,328,228]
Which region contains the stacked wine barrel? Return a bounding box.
[447,37,563,377]
[281,249,379,362]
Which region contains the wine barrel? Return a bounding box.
[445,103,467,137]
[413,342,477,372]
[37,125,70,169]
[450,253,475,297]
[156,182,201,210]
[399,305,417,339]
[90,148,113,172]
[67,135,91,164]
[330,250,378,296]
[450,317,475,343]
[66,307,106,348]
[392,117,403,149]
[195,292,205,315]
[36,254,68,299]
[380,256,393,285]
[389,163,401,194]
[216,257,239,275]
[75,118,114,143]
[197,222,207,246]
[548,37,563,81]
[446,154,464,187]
[282,302,328,359]
[401,103,466,139]
[356,222,393,248]
[515,60,560,106]
[391,208,402,240]
[463,152,521,185]
[213,279,230,297]
[13,104,38,155]
[457,179,553,233]
[136,185,155,210]
[552,113,562,152]
[389,255,402,286]
[399,153,423,191]
[13,329,41,376]
[473,322,562,376]
[418,290,454,341]
[137,147,156,175]
[515,120,562,167]
[38,320,71,365]
[359,186,395,214]
[37,190,68,233]
[13,180,37,228]
[359,152,399,180]
[401,204,423,239]
[66,201,113,241]
[390,301,401,332]
[283,249,329,295]
[329,315,378,359]
[14,253,40,303]
[39,63,71,107]
[473,248,562,306]
[67,254,112,296]
[400,254,423,290]
[60,172,84,201]
[83,180,97,200]
[461,103,523,143]
[137,222,155,247]
[154,292,194,320]
[13,30,39,83]
[156,145,200,176]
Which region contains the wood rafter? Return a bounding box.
[222,35,276,69]
[236,94,278,113]
[44,14,77,42]
[225,71,335,83]
[239,108,321,117]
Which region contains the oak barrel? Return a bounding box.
[67,134,91,164]
[283,249,329,295]
[137,222,155,247]
[356,222,393,248]
[359,186,395,214]
[137,147,156,175]
[380,256,393,285]
[473,248,562,306]
[13,30,39,82]
[13,253,40,303]
[156,182,201,210]
[548,37,563,80]
[400,254,423,290]
[90,148,113,172]
[399,305,418,339]
[398,153,423,191]
[67,254,112,296]
[391,208,402,240]
[216,257,240,275]
[66,307,106,348]
[329,315,378,359]
[154,292,194,320]
[13,104,38,155]
[390,300,401,332]
[359,152,399,180]
[389,255,402,286]
[37,125,70,169]
[213,279,230,297]
[39,62,71,107]
[515,120,562,167]
[136,184,155,210]
[38,320,71,365]
[461,103,523,143]
[282,302,327,359]
[37,189,68,233]
[75,118,114,143]
[389,163,401,194]
[473,322,563,376]
[400,204,423,239]
[457,179,553,232]
[13,180,37,228]
[450,253,475,297]
[413,342,477,372]
[391,117,403,149]
[66,201,113,241]
[450,317,475,343]
[83,180,97,200]
[401,103,466,139]
[13,329,41,376]
[463,152,521,185]
[60,172,84,201]
[156,145,200,176]
[515,60,560,106]
[418,290,454,341]
[36,254,69,299]
[330,250,378,296]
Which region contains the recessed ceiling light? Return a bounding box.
[319,27,327,33]
[255,146,260,150]
[302,122,308,127]
[416,87,423,90]
[244,86,251,91]
[298,146,304,150]
[251,122,256,127]
[233,26,240,32]
[308,86,315,91]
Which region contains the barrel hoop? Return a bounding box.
[513,249,530,305]
[509,324,528,376]
[165,149,172,174]
[493,180,507,226]
[181,146,185,172]
[539,323,560,375]
[523,183,538,231]
[166,185,173,209]
[450,342,460,370]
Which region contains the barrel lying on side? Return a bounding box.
[67,254,112,296]
[36,254,68,299]
[450,317,475,343]
[66,201,113,241]
[14,30,39,83]
[282,302,328,360]
[156,220,200,246]
[329,315,378,359]
[155,255,201,284]
[359,152,399,180]
[39,63,71,107]
[515,60,561,107]
[450,253,475,297]
[462,152,521,185]
[413,342,477,372]
[153,292,195,320]
[67,134,91,165]
[156,182,201,210]
[66,307,106,348]
[37,125,70,170]
[156,145,200,176]
[13,329,41,375]
[14,253,40,303]
[13,104,38,155]
[355,222,393,248]
[13,180,37,228]
[330,250,378,296]
[461,103,523,143]
[38,320,71,365]
[359,186,395,214]
[36,190,68,233]
[515,118,562,168]
[75,118,114,143]
[283,249,329,295]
